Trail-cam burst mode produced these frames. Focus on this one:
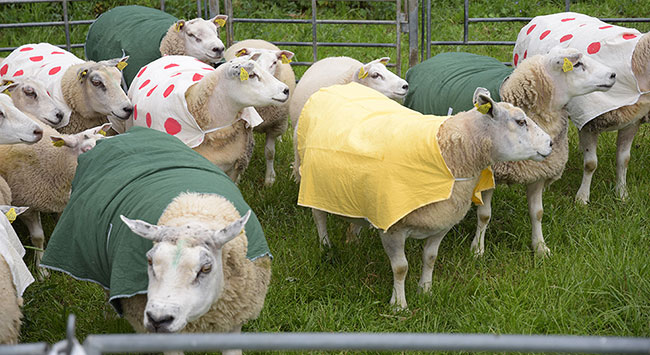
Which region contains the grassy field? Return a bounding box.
[1,0,650,353]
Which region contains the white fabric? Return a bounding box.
[0,214,34,297]
[0,43,83,125]
[514,12,646,129]
[129,55,261,148]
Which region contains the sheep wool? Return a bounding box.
[0,214,34,298]
[297,82,494,231]
[515,12,647,129]
[129,56,260,148]
[0,43,82,122]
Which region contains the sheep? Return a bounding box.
[403,47,616,257]
[1,43,133,134]
[224,40,296,186]
[39,127,271,355]
[85,5,228,87]
[0,205,33,345]
[290,56,409,182]
[1,78,66,128]
[297,83,552,309]
[0,122,111,274]
[0,91,43,145]
[123,55,289,182]
[514,12,650,204]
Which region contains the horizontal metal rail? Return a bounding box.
[81,332,650,355]
[0,19,94,28]
[0,343,49,355]
[231,18,399,25]
[0,43,84,52]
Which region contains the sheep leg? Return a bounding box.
[380,229,408,309]
[311,208,331,248]
[20,209,48,278]
[470,188,494,257]
[292,127,302,183]
[222,324,243,355]
[527,179,550,257]
[576,129,599,205]
[615,121,640,201]
[345,223,362,243]
[418,230,448,293]
[263,133,278,186]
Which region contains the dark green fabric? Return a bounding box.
[41,127,269,312]
[85,5,177,87]
[404,52,514,116]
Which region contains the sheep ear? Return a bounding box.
[0,205,28,216]
[472,87,496,117]
[77,68,90,82]
[235,48,250,57]
[277,50,294,63]
[92,123,112,136]
[50,135,79,148]
[98,56,127,69]
[249,53,262,62]
[0,81,19,95]
[211,15,228,28]
[377,57,390,65]
[120,215,166,242]
[212,210,251,248]
[174,20,186,32]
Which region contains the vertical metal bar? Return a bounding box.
[225,0,234,46]
[395,0,401,75]
[62,0,71,51]
[565,0,570,11]
[426,0,431,59]
[311,0,317,63]
[408,0,418,68]
[463,0,469,43]
[209,0,219,18]
[196,0,201,18]
[420,0,424,60]
[160,0,165,12]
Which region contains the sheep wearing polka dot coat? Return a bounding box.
[515,12,650,204]
[0,43,133,134]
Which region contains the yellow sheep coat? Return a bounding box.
[297,82,494,231]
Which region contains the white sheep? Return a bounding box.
[514,12,650,204]
[0,91,43,145]
[0,205,33,345]
[403,47,616,257]
[1,78,66,127]
[297,83,552,309]
[0,122,111,273]
[123,55,289,182]
[224,40,296,186]
[85,5,228,87]
[1,43,132,134]
[290,56,409,182]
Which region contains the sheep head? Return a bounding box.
[74,58,133,120]
[223,56,290,108]
[355,57,409,100]
[1,78,67,128]
[0,92,43,144]
[175,15,228,64]
[50,123,111,155]
[234,47,294,77]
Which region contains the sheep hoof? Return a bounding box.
[36,266,50,281]
[534,244,551,258]
[418,281,432,294]
[389,298,408,311]
[264,174,276,187]
[470,243,484,258]
[575,193,589,205]
[616,186,629,201]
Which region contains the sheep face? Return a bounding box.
[77,58,133,120]
[177,15,228,64]
[234,47,294,77]
[472,88,552,163]
[50,123,111,155]
[355,57,409,100]
[120,211,250,333]
[0,92,43,144]
[2,79,67,128]
[545,47,616,101]
[225,57,290,107]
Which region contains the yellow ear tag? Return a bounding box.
[240,67,249,81]
[562,57,574,72]
[98,130,107,136]
[116,61,128,71]
[281,54,292,64]
[78,70,88,81]
[358,67,369,79]
[5,208,16,223]
[175,22,183,32]
[474,102,492,114]
[236,49,247,57]
[52,140,65,147]
[214,18,226,27]
[2,89,10,97]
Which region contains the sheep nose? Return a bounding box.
[146,311,174,332]
[55,110,64,121]
[212,46,224,54]
[402,83,409,91]
[122,105,133,115]
[283,87,290,96]
[549,140,553,147]
[610,72,617,80]
[33,128,43,140]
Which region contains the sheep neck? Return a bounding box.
[185,66,244,131]
[437,112,493,179]
[632,32,650,92]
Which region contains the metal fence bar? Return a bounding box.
[82,332,650,355]
[61,0,71,51]
[395,0,401,74]
[311,0,318,63]
[0,343,49,355]
[231,18,397,25]
[0,20,95,28]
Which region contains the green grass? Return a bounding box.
[2,0,650,353]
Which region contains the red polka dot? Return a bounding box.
[202,67,213,71]
[170,73,182,77]
[0,64,8,76]
[539,30,551,40]
[560,34,573,42]
[138,79,150,90]
[147,85,158,97]
[48,66,61,75]
[623,34,637,40]
[599,25,613,30]
[164,63,179,69]
[19,47,33,52]
[561,17,575,22]
[47,91,51,97]
[29,56,43,62]
[137,66,147,78]
[164,117,182,135]
[13,70,23,77]
[587,42,601,54]
[51,51,65,55]
[192,73,204,82]
[163,84,174,98]
[133,105,138,120]
[146,113,152,127]
[523,50,527,59]
[526,24,536,35]
[513,53,519,66]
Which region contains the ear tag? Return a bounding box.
[281,54,292,64]
[214,18,226,27]
[5,208,16,223]
[2,89,10,97]
[475,102,492,114]
[562,57,574,72]
[236,49,247,57]
[175,22,184,32]
[240,67,249,81]
[52,140,65,147]
[116,61,128,71]
[78,70,88,81]
[358,67,369,79]
[98,130,107,136]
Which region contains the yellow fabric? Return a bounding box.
[297,82,494,231]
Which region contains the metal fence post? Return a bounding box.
[407,0,418,67]
[62,0,71,51]
[209,0,219,18]
[395,0,401,75]
[311,0,318,63]
[225,0,234,46]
